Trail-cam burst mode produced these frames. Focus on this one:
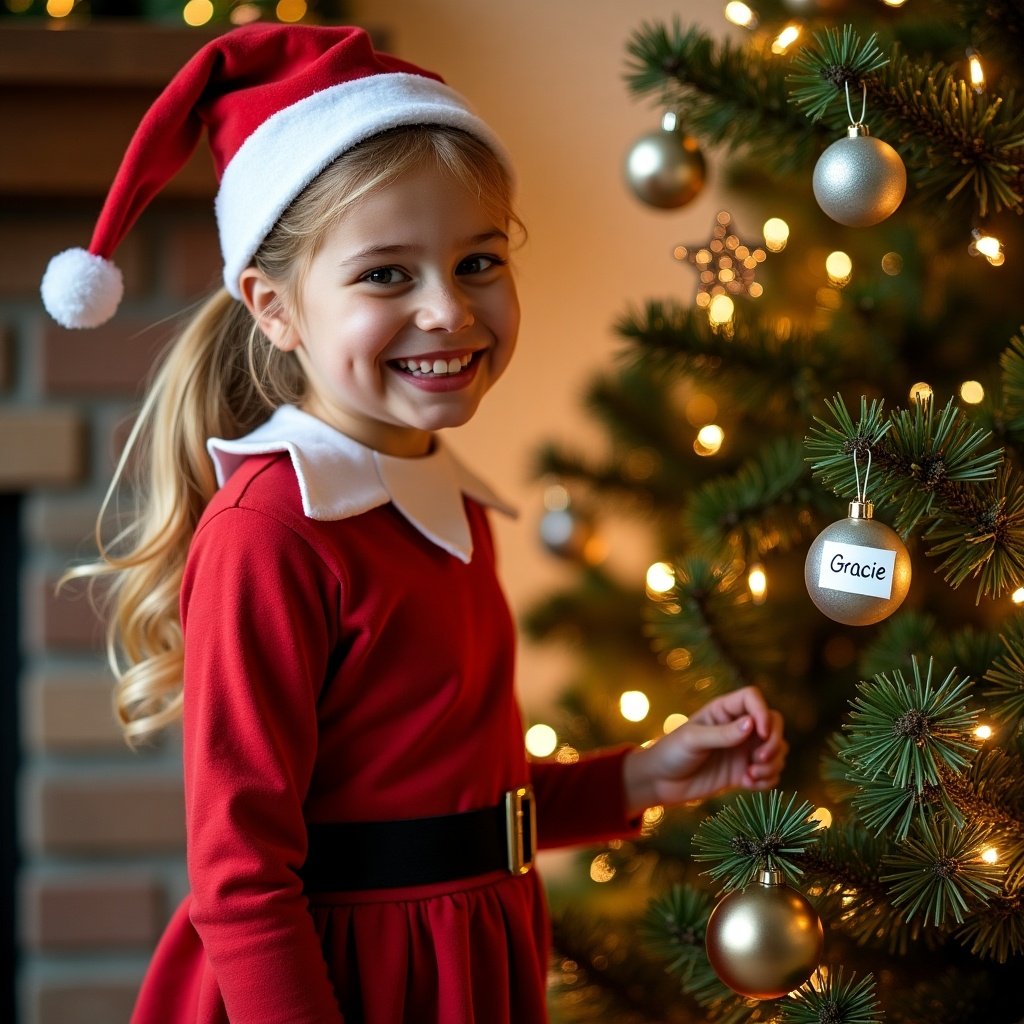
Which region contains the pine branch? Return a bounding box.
[880,817,1004,927]
[624,21,821,170]
[616,302,853,420]
[644,555,773,694]
[778,967,885,1024]
[684,436,823,559]
[983,616,1024,731]
[691,790,823,890]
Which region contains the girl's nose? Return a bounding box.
[415,282,475,332]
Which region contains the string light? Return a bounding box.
[981,847,999,865]
[1012,587,1024,605]
[724,1,758,28]
[45,0,74,15]
[663,712,689,733]
[970,228,1005,266]
[810,807,833,829]
[695,423,725,456]
[620,690,651,722]
[825,250,853,286]
[646,562,676,595]
[909,381,934,403]
[966,48,986,92]
[275,0,307,22]
[960,380,985,404]
[590,853,616,883]
[708,293,735,329]
[771,24,801,55]
[763,217,790,252]
[182,0,213,24]
[524,723,558,757]
[974,724,993,740]
[881,252,903,276]
[747,563,767,604]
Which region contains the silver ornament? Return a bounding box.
[705,868,825,1000]
[625,112,706,209]
[813,124,906,227]
[804,500,912,626]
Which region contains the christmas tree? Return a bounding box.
[528,2,1024,1022]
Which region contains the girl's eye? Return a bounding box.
[457,254,506,276]
[362,267,410,285]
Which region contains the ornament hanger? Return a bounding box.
[844,80,868,129]
[852,445,873,504]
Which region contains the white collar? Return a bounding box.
[207,405,516,564]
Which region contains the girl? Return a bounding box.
[42,23,787,1024]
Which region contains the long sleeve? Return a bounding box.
[529,745,641,849]
[181,505,345,1024]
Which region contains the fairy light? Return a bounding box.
[708,293,735,327]
[556,744,580,764]
[181,0,213,24]
[724,1,758,28]
[881,252,903,276]
[646,561,676,595]
[45,0,74,15]
[275,0,307,22]
[970,228,1005,266]
[620,690,651,722]
[665,648,692,670]
[230,3,262,23]
[663,712,689,733]
[982,847,999,865]
[763,217,789,253]
[909,381,934,403]
[685,393,718,426]
[1013,587,1024,605]
[771,24,801,54]
[590,853,616,883]
[524,723,558,757]
[881,0,907,6]
[960,380,985,404]
[810,807,833,829]
[974,724,993,740]
[695,423,725,456]
[825,250,853,286]
[967,48,986,92]
[747,563,767,604]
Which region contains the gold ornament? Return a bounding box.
[624,112,706,209]
[705,868,825,1000]
[804,499,911,626]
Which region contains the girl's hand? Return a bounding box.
[622,686,787,817]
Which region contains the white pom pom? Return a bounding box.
[41,248,124,329]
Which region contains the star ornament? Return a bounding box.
[674,210,767,308]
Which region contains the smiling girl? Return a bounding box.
[42,24,786,1024]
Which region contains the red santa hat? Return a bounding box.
[41,23,512,329]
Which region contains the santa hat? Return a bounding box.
[41,23,512,329]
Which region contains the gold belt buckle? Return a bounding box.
[504,785,536,875]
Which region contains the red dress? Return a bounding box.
[130,443,637,1024]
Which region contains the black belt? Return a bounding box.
[301,786,536,891]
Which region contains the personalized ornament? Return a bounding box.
[812,83,906,227]
[805,447,911,625]
[705,868,825,1000]
[624,112,706,209]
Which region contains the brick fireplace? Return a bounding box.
[1,23,222,1023]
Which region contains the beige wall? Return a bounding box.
[350,0,731,710]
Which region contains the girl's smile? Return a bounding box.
[242,163,520,457]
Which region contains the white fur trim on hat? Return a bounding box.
[216,72,513,298]
[41,248,125,330]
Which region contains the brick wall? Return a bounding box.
[1,24,222,1024]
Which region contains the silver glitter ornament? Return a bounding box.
[813,123,906,227]
[804,500,912,626]
[625,112,706,209]
[706,868,825,1000]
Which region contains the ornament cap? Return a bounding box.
[758,867,785,887]
[848,499,874,519]
[847,122,871,138]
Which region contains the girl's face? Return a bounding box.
[247,163,520,457]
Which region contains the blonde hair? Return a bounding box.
[70,125,519,745]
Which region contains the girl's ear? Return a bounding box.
[238,268,299,352]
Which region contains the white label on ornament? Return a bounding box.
[817,541,896,599]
